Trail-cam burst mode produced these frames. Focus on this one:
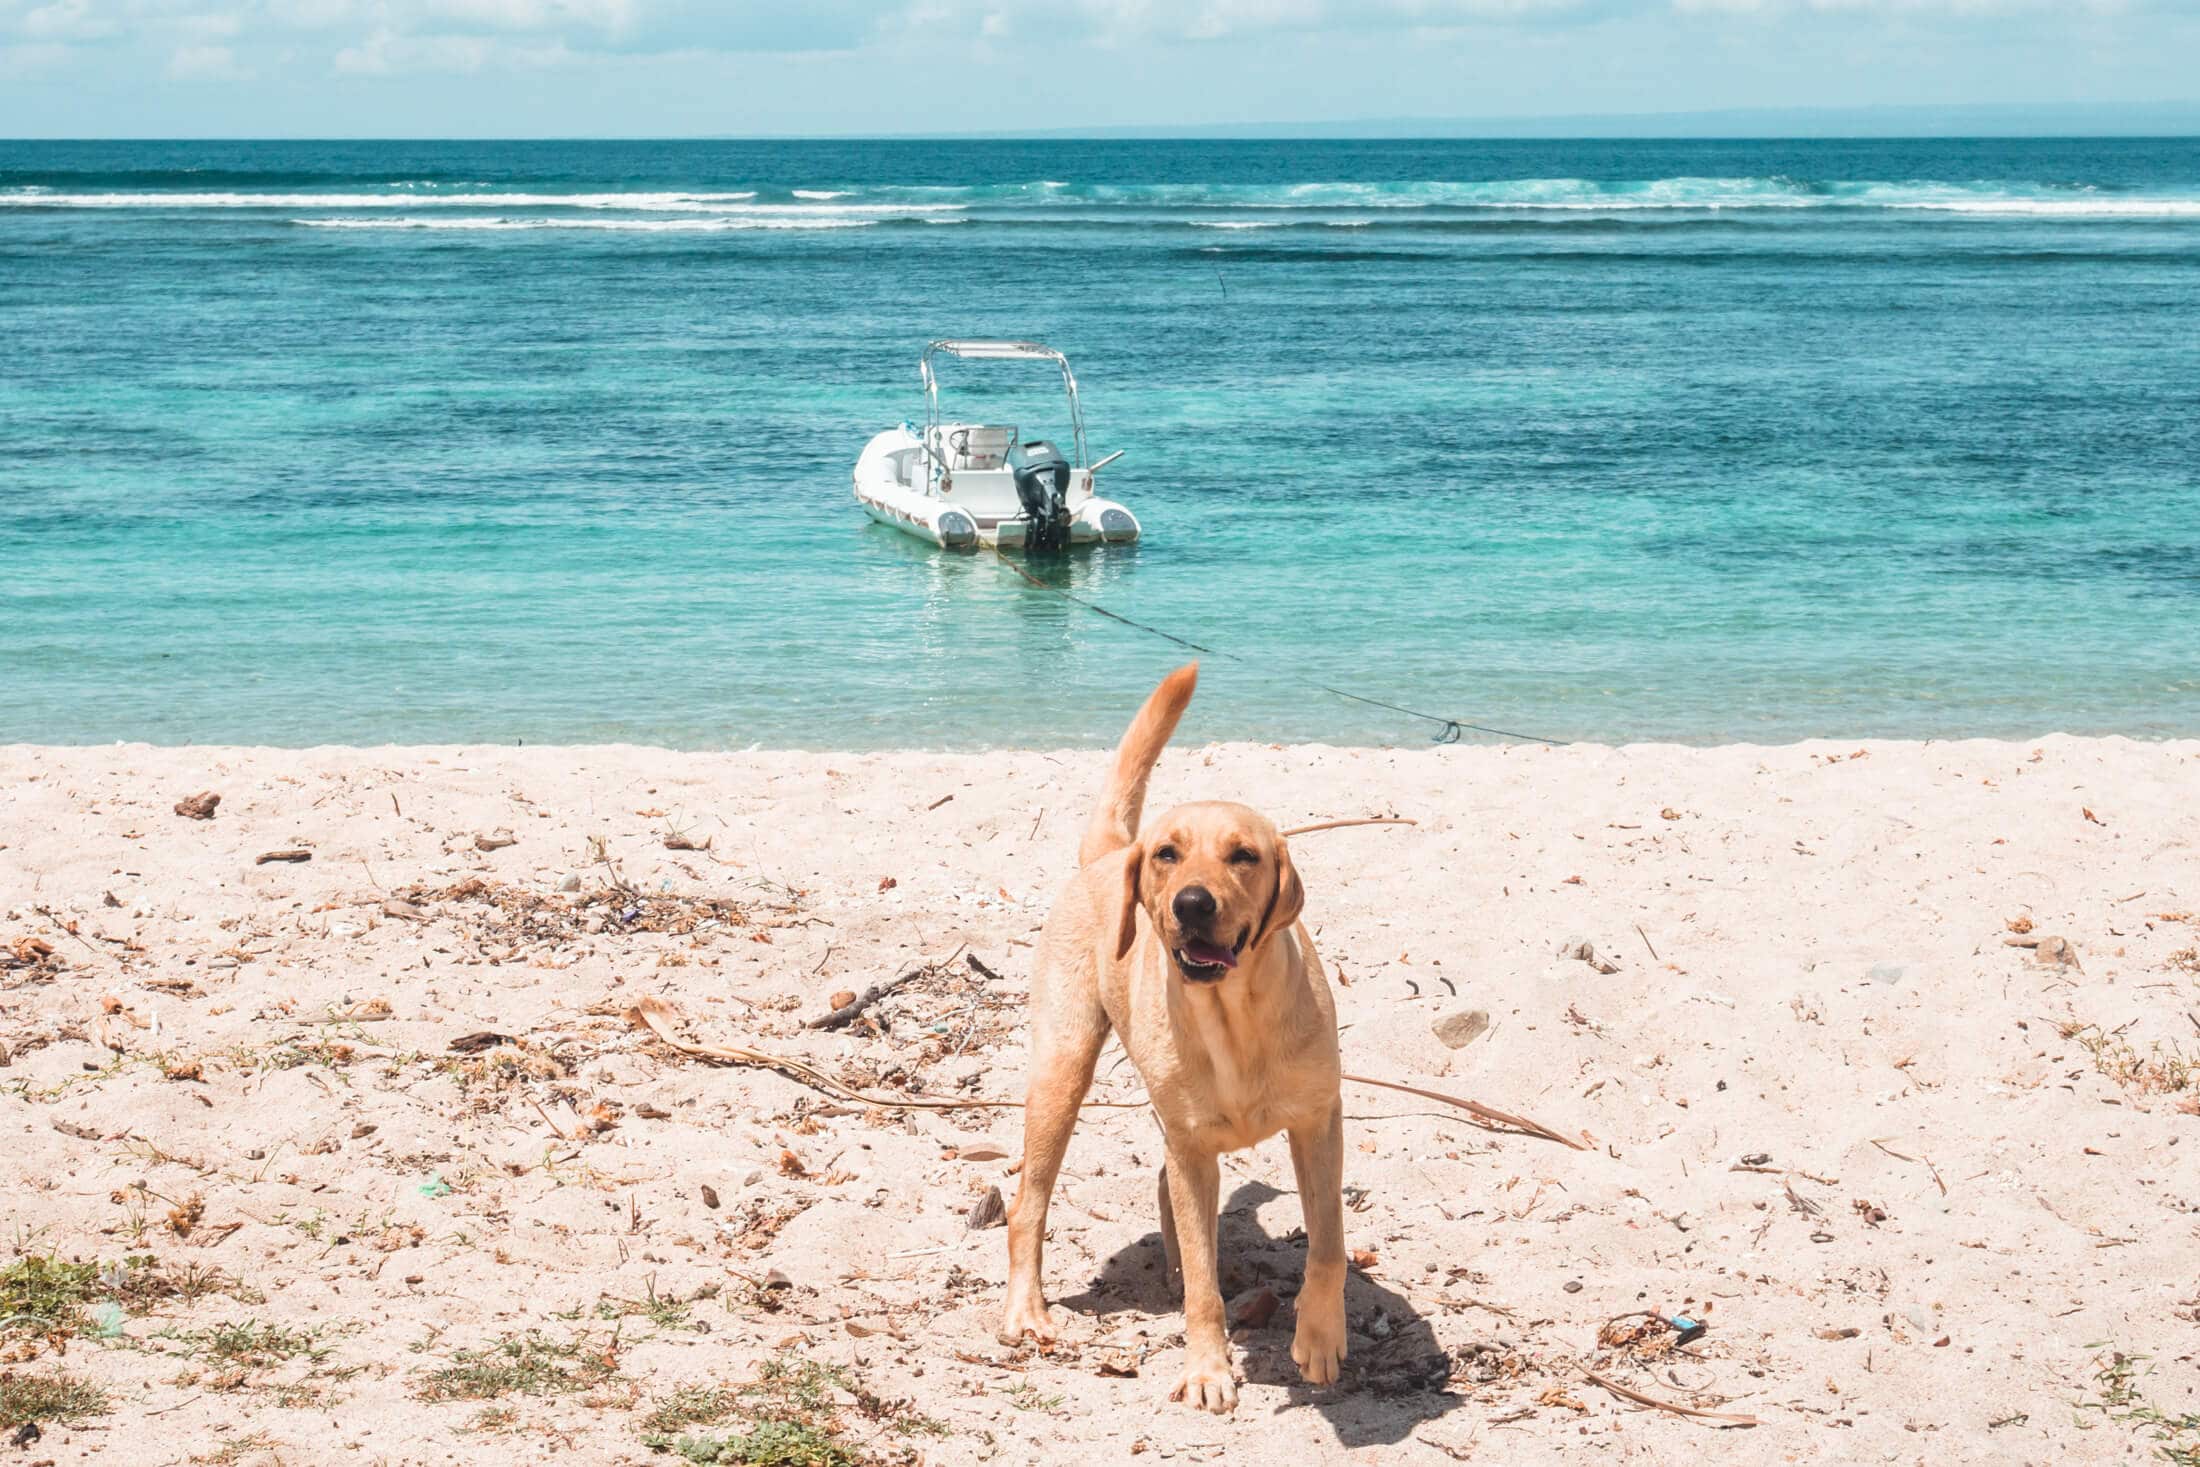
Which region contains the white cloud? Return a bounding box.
[2,0,2194,83]
[19,0,114,40]
[166,37,240,72]
[0,37,73,70]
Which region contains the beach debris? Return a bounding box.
[1558,938,1619,975]
[255,847,312,864]
[473,830,518,851]
[1660,807,1682,820]
[381,898,427,921]
[1583,1370,1758,1428]
[827,989,857,1012]
[2083,807,2106,826]
[401,874,764,946]
[2006,933,2082,970]
[1816,1326,1860,1340]
[701,1184,720,1210]
[965,1185,1006,1230]
[174,791,221,820]
[1230,1287,1279,1329]
[3,935,62,982]
[2006,914,2035,934]
[557,873,581,892]
[1449,1341,1531,1385]
[447,1031,514,1054]
[1095,1347,1141,1377]
[417,1174,453,1198]
[927,793,954,811]
[1853,1198,1889,1226]
[1431,1008,1491,1049]
[807,966,925,1031]
[877,875,898,892]
[662,830,711,851]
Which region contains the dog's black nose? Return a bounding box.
[1172,885,1217,929]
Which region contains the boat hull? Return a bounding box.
[852,428,1139,551]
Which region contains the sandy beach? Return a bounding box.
[3,735,2197,1464]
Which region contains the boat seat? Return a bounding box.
[947,426,1014,471]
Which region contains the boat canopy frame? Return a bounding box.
[920,339,1088,470]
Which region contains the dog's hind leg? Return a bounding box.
[998,954,1108,1345]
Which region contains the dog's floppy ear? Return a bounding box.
[1113,842,1144,961]
[1253,836,1304,951]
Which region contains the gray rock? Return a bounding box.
[1431,1008,1491,1049]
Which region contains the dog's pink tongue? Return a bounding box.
[1182,938,1238,969]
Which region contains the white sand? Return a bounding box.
[3,737,2197,1463]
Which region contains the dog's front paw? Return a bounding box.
[1291,1294,1348,1386]
[997,1291,1059,1346]
[1168,1355,1239,1414]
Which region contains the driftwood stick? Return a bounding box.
[635,1002,1590,1151]
[1280,817,1418,838]
[629,997,1143,1111]
[1338,1073,1587,1150]
[806,966,925,1031]
[1583,1370,1759,1427]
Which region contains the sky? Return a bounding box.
[2,0,2198,137]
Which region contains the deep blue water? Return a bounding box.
[3,137,2198,748]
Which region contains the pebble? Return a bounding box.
[558,874,581,892]
[1431,1008,1491,1049]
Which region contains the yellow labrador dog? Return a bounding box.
[998,663,1347,1414]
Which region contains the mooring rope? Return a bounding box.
[985,548,1572,746]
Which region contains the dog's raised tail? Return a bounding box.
[1079,662,1198,868]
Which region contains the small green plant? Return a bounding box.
[653,1419,858,1465]
[168,1319,329,1368]
[2079,1351,2200,1465]
[1001,1380,1065,1414]
[596,1277,695,1331]
[644,1383,742,1434]
[0,1253,100,1334]
[0,1369,111,1428]
[2066,1025,2195,1097]
[636,1352,947,1463]
[461,1405,522,1435]
[415,1330,621,1402]
[187,1431,288,1466]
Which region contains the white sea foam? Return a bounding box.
[0,190,811,211]
[291,215,878,231]
[1892,197,2200,218]
[10,178,2198,220]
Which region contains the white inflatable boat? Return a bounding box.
[853,339,1140,551]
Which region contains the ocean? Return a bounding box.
[4,137,2197,749]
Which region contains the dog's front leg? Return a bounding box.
[1161,1141,1236,1413]
[1287,1104,1348,1386]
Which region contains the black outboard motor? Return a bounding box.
[1008,439,1073,553]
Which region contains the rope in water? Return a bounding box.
[985,547,1572,746]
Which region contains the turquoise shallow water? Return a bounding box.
[4,137,2198,748]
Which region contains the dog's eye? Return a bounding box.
[1153,845,1179,864]
[1227,848,1259,866]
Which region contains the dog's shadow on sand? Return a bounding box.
[1059,1180,1460,1447]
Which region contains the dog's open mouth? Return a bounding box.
[1172,933,1244,984]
